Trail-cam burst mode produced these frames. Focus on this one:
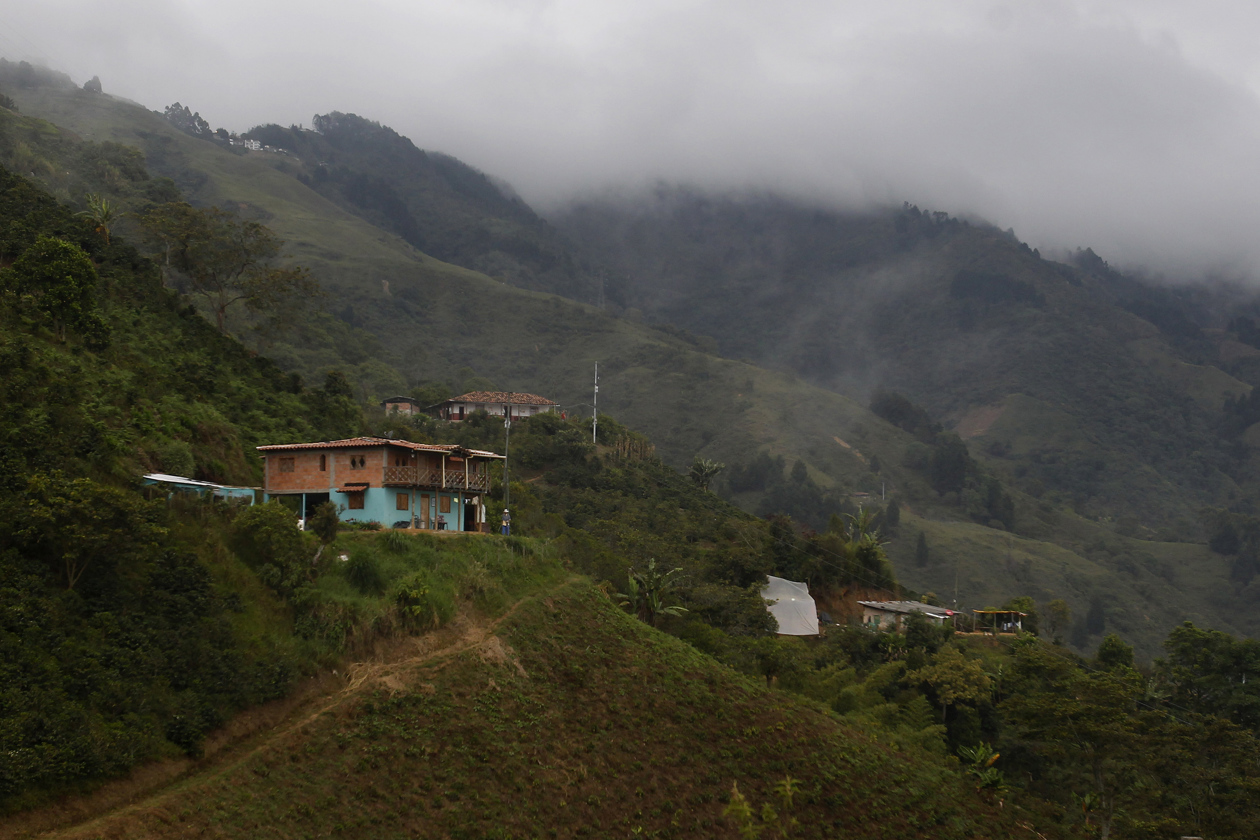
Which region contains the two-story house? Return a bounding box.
[430,391,558,422]
[257,436,503,531]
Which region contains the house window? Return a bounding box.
[347,491,365,510]
[351,455,365,469]
[319,454,326,471]
[439,496,451,513]
[279,457,295,473]
[396,492,410,511]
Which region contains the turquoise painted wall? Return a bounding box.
[266,489,478,530]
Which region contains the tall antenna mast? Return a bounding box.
[503,394,511,510]
[593,362,599,443]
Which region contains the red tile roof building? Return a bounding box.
[258,437,503,531]
[430,391,558,422]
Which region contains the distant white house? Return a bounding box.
[380,395,424,417]
[431,391,558,422]
[858,600,955,630]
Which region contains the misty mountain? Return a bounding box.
[241,113,597,301]
[10,71,1260,656]
[553,188,1260,531]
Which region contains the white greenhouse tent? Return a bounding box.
[762,576,819,636]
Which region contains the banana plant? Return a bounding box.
[616,558,688,627]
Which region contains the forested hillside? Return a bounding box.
[4,66,1259,662]
[0,159,360,810]
[242,113,597,301]
[0,157,1033,833]
[6,68,1260,838]
[553,188,1260,532]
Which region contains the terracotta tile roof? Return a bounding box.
[256,437,504,458]
[445,391,557,406]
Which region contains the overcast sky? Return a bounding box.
[5,0,1260,279]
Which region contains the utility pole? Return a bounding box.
[592,362,599,444]
[953,556,960,612]
[503,408,511,510]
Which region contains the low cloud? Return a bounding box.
[6,0,1260,278]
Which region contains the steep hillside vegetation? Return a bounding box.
[3,101,1260,838]
[243,113,598,302]
[6,72,1260,660]
[0,161,363,811]
[14,581,1036,840]
[553,188,1260,533]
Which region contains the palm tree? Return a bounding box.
[689,457,725,492]
[76,194,116,245]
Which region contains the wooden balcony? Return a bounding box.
[383,466,418,485]
[383,466,491,493]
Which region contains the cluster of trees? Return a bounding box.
[1229,315,1260,349]
[0,163,370,807]
[892,202,968,244]
[1204,507,1260,583]
[755,460,854,532]
[138,202,320,334]
[1222,387,1260,435]
[683,607,1260,839]
[162,102,213,137]
[0,481,299,803]
[0,234,109,346]
[873,391,1015,529]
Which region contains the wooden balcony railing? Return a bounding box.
[383,466,491,492]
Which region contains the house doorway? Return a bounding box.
[303,492,330,519]
[463,499,479,532]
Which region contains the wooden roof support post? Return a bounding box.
[441,455,446,488]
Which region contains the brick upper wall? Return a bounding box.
[263,446,491,494]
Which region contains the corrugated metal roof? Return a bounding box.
[142,473,260,491]
[858,600,955,617]
[256,437,504,458]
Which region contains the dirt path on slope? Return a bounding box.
[2,580,580,840]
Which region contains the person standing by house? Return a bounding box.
[501,508,511,536]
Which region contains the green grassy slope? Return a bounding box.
[5,81,1254,659]
[32,581,1036,840]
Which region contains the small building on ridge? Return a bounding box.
[858,600,955,630]
[430,391,558,422]
[380,396,424,416]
